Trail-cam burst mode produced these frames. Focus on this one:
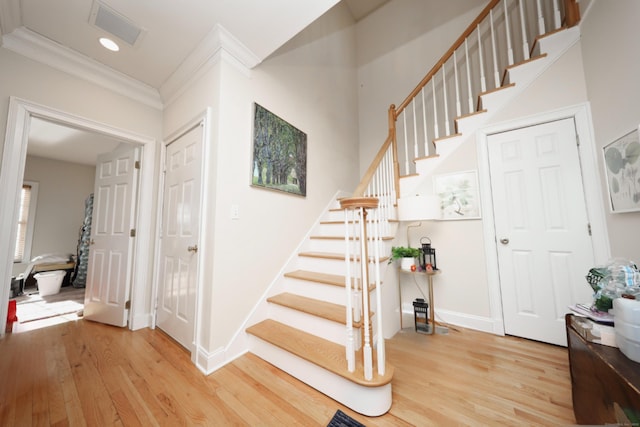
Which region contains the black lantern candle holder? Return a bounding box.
[420,237,437,271]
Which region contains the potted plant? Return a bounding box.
[389,246,421,270]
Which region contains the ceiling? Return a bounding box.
[0,0,388,166]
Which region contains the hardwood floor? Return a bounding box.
[0,319,576,426]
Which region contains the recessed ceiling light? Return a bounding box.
[99,37,120,52]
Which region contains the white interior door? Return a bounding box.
[84,144,139,327]
[488,118,595,346]
[156,125,202,351]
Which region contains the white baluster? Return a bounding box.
[519,0,530,60]
[372,207,385,376]
[412,101,419,159]
[421,87,429,156]
[477,24,487,93]
[344,208,355,373]
[453,50,461,118]
[536,0,545,35]
[402,111,409,174]
[504,0,514,65]
[490,9,501,88]
[553,0,561,30]
[431,79,439,139]
[442,66,450,135]
[359,207,372,381]
[464,38,473,114]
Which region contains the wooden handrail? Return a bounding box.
[352,0,580,201]
[395,0,580,117]
[394,0,501,117]
[352,135,393,197]
[564,0,580,28]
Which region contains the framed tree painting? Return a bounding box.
[603,127,640,213]
[434,170,481,220]
[251,103,307,197]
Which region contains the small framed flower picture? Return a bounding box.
[603,127,640,213]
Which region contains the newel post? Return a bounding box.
[388,104,400,205]
[340,196,381,380]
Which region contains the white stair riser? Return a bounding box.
[305,239,390,257]
[314,222,394,238]
[268,303,355,347]
[296,257,386,278]
[248,335,392,417]
[282,277,346,305]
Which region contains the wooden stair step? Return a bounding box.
[320,219,399,225]
[267,292,351,325]
[310,235,394,241]
[284,270,346,287]
[246,319,394,387]
[298,251,390,264]
[284,269,378,292]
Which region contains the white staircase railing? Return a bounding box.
[392,0,580,177]
[338,0,579,384]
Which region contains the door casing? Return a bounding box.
[0,97,157,336]
[152,108,212,368]
[477,103,611,336]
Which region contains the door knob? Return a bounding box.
[90,239,95,245]
[499,238,509,245]
[187,245,198,253]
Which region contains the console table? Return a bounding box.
[566,313,640,424]
[398,269,443,334]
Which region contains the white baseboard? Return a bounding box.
[401,306,501,335]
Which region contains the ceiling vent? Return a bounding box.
[89,1,146,47]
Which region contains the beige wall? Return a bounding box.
[12,156,95,276]
[580,0,640,262]
[163,2,360,353]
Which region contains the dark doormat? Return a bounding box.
[327,409,365,427]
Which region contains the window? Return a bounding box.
[14,181,38,263]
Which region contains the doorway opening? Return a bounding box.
[0,97,157,336]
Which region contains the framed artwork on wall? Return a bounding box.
[251,103,307,197]
[433,170,481,220]
[603,127,640,213]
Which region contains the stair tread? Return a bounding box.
[284,269,379,293]
[284,270,346,287]
[320,219,399,224]
[299,251,390,263]
[268,292,348,324]
[310,235,394,241]
[246,319,394,387]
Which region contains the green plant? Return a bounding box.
[389,246,421,264]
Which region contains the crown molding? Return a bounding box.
[2,27,163,110]
[160,24,261,106]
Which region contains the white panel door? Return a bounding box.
[84,144,139,327]
[488,118,595,346]
[156,125,202,351]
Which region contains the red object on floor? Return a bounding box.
[6,299,17,332]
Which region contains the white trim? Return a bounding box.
[0,97,157,336]
[154,109,211,366]
[2,27,162,110]
[476,103,611,335]
[160,24,255,107]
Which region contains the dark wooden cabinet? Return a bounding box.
[566,314,640,424]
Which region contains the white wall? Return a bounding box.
[12,156,95,276]
[163,2,360,354]
[355,0,486,175]
[580,0,640,263]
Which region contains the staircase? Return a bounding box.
[244,0,581,417]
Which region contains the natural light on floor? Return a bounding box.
[9,286,84,334]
